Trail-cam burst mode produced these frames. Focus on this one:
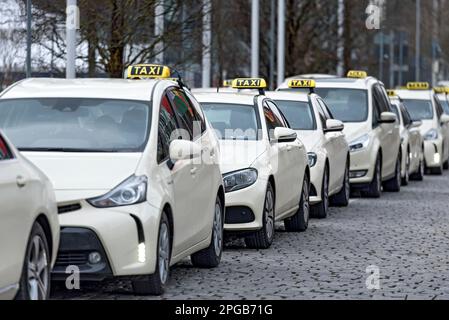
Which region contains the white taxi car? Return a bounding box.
[267,80,350,219]
[195,78,310,249]
[387,90,425,183]
[396,83,449,175]
[0,64,225,296]
[279,71,401,198]
[0,131,59,300]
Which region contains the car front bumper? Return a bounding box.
[52,202,161,281]
[424,139,444,168]
[348,147,376,186]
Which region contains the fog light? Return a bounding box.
[434,153,441,164]
[350,170,368,179]
[88,252,102,265]
[138,243,146,263]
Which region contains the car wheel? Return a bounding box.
[362,154,382,198]
[401,152,410,186]
[330,159,350,207]
[191,195,224,267]
[15,222,51,300]
[132,213,171,296]
[284,174,310,232]
[430,164,444,175]
[410,158,425,181]
[383,155,401,192]
[444,159,449,170]
[245,183,275,249]
[312,166,329,219]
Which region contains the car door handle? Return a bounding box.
[190,167,198,175]
[16,175,27,188]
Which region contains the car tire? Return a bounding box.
[191,195,224,268]
[401,152,410,186]
[443,159,449,170]
[361,154,382,198]
[132,213,171,296]
[311,166,329,219]
[15,222,51,300]
[430,165,444,175]
[245,184,275,249]
[410,158,425,181]
[383,155,401,192]
[284,174,310,232]
[330,159,350,207]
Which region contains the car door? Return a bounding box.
[166,88,211,253]
[0,134,30,291]
[264,100,303,214]
[434,95,449,161]
[401,104,420,169]
[316,98,347,193]
[373,85,398,178]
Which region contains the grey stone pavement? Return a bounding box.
[52,171,449,300]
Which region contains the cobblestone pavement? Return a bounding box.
[52,171,449,300]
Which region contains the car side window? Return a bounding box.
[185,90,207,134]
[264,101,286,140]
[434,95,444,119]
[372,89,382,128]
[0,134,13,161]
[400,104,413,127]
[317,98,334,120]
[157,95,178,163]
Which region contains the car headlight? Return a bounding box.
[349,134,370,152]
[424,129,438,141]
[223,169,258,193]
[307,152,318,168]
[88,175,147,208]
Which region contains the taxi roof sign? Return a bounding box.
[434,86,449,94]
[288,79,316,89]
[387,90,397,97]
[127,64,171,79]
[231,78,267,90]
[347,70,368,79]
[406,82,430,90]
[223,80,233,87]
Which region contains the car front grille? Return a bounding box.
[55,252,88,267]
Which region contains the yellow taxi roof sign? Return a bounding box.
[127,64,171,79]
[407,82,430,90]
[288,79,316,89]
[387,90,397,97]
[434,87,449,94]
[222,80,233,87]
[231,78,267,89]
[347,70,368,79]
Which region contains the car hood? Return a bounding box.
[219,140,267,174]
[342,122,370,144]
[296,131,320,153]
[22,152,142,203]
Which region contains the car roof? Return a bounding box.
[278,76,380,91]
[395,89,433,100]
[0,78,170,101]
[265,91,310,103]
[194,92,262,106]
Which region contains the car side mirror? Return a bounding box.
[410,120,422,128]
[274,127,297,143]
[324,119,344,133]
[379,112,397,124]
[169,140,201,162]
[440,114,449,125]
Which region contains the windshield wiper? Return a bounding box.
[19,147,120,153]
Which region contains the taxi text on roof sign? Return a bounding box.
[434,87,449,94]
[347,70,368,79]
[288,79,316,89]
[127,64,171,79]
[232,78,267,89]
[407,82,430,90]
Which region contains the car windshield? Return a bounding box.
[314,88,368,123]
[402,99,434,121]
[202,103,259,140]
[273,100,316,130]
[0,98,151,152]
